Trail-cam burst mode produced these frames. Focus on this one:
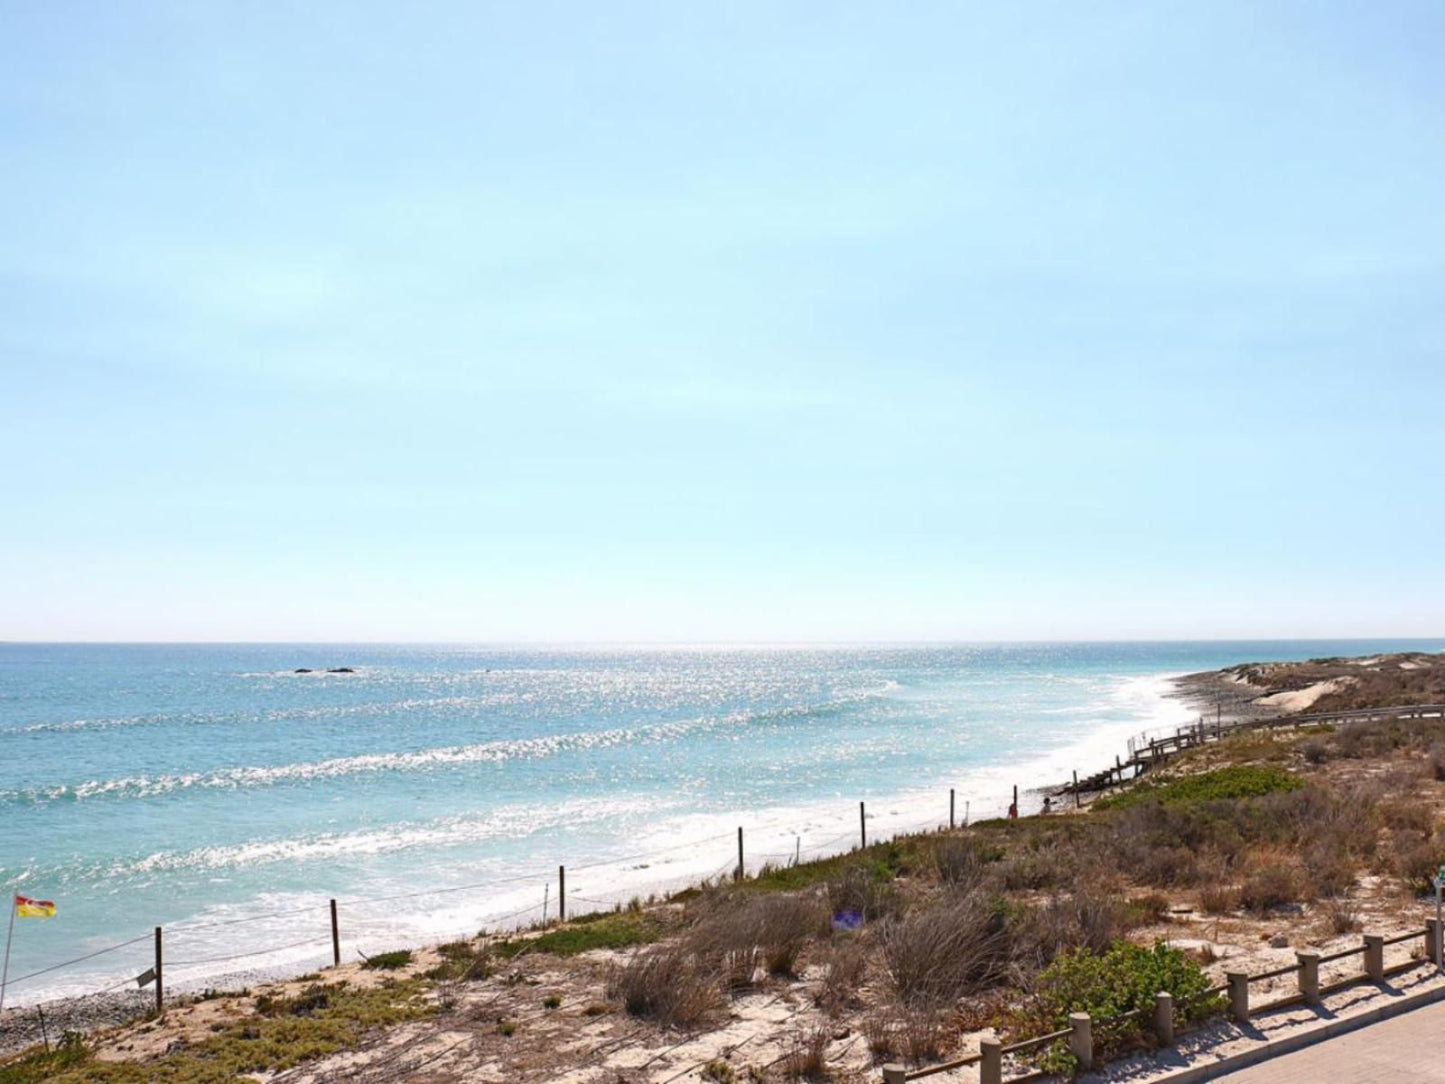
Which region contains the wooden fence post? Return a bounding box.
[736,827,744,881]
[980,1036,1002,1084]
[1068,1012,1093,1072]
[859,802,866,849]
[1072,771,1079,808]
[1227,971,1249,1023]
[949,789,955,830]
[1364,934,1385,981]
[1297,950,1320,1004]
[1154,991,1174,1044]
[154,926,164,1017]
[330,899,340,967]
[558,865,566,923]
[1427,918,1442,967]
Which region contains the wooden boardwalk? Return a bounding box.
[1058,703,1445,798]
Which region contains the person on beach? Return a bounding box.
[1007,800,1018,819]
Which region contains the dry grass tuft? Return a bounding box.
[814,937,870,1017]
[688,894,828,985]
[606,945,723,1029]
[882,895,1011,1006]
[779,1025,832,1081]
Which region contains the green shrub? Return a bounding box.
[424,939,492,981]
[494,911,659,958]
[360,949,413,971]
[1006,941,1224,1073]
[1095,766,1304,811]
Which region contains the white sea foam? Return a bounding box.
[2,682,901,804]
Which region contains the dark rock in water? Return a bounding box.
[327,667,355,673]
[294,668,314,674]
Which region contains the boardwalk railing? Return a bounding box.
[883,921,1444,1083]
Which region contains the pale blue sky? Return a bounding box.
[3,2,1442,641]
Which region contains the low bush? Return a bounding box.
[860,1005,950,1067]
[1006,941,1224,1073]
[1389,830,1445,894]
[826,865,903,922]
[998,843,1077,892]
[688,894,828,984]
[1430,744,1445,782]
[1198,881,1238,915]
[882,895,1012,1006]
[1322,899,1361,935]
[1238,851,1307,914]
[424,940,492,981]
[606,945,723,1028]
[1095,766,1304,811]
[934,835,1003,892]
[494,911,660,958]
[1379,798,1434,835]
[814,937,870,1016]
[360,949,413,971]
[1013,892,1128,969]
[779,1025,831,1081]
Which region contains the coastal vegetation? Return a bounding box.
[1,981,432,1083]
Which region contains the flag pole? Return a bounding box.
[0,895,16,1014]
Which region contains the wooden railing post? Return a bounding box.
[1296,950,1320,1004]
[154,926,164,1017]
[736,826,744,881]
[1227,971,1250,1023]
[1364,934,1385,981]
[558,865,566,923]
[330,899,340,967]
[1069,1012,1093,1071]
[859,801,866,849]
[1154,990,1174,1044]
[949,788,955,829]
[979,1036,1002,1084]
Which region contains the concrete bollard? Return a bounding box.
[980,1036,1003,1084]
[1296,951,1320,1004]
[881,1065,908,1084]
[1068,1012,1093,1072]
[1154,990,1174,1045]
[1427,918,1443,967]
[1227,971,1250,1023]
[1364,934,1385,981]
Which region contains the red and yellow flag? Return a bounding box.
[14,895,55,919]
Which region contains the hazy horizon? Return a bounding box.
[4,3,1443,642]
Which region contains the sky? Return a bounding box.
[2,2,1443,642]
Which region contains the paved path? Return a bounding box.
[1210,998,1445,1082]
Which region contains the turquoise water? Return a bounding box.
[2,640,1441,1002]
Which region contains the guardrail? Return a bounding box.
[882,921,1443,1083]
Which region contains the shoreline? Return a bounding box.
[1,671,1195,1017]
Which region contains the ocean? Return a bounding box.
[2,639,1441,1004]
